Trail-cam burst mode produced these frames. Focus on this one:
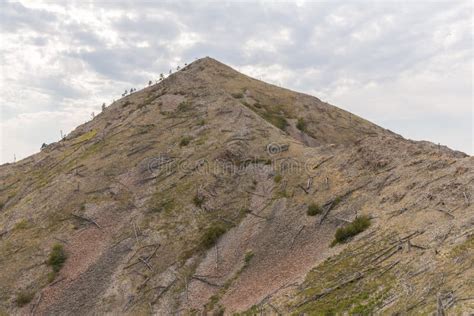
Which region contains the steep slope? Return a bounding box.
[0,57,472,315]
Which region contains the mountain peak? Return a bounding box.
[0,56,471,315]
[193,56,223,65]
[192,56,231,68]
[180,56,241,81]
[169,57,392,146]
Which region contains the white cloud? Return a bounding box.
[0,109,91,163]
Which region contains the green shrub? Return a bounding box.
[244,251,254,264]
[333,196,342,207]
[331,215,371,246]
[150,198,174,213]
[193,194,205,208]
[177,101,191,112]
[47,244,67,272]
[201,224,227,249]
[14,219,29,230]
[241,101,287,130]
[214,306,225,316]
[262,112,288,130]
[15,290,34,307]
[307,203,322,216]
[274,174,282,183]
[197,119,206,126]
[275,116,288,130]
[296,118,307,131]
[47,271,57,283]
[179,136,192,147]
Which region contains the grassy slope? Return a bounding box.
[0,58,472,315]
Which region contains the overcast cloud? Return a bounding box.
[0,0,472,163]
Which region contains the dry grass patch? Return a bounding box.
[15,290,34,307]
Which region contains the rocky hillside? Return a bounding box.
[0,57,472,315]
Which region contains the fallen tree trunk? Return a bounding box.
[71,213,101,229]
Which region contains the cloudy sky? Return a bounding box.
[0,0,472,163]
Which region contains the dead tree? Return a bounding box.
[71,213,101,229]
